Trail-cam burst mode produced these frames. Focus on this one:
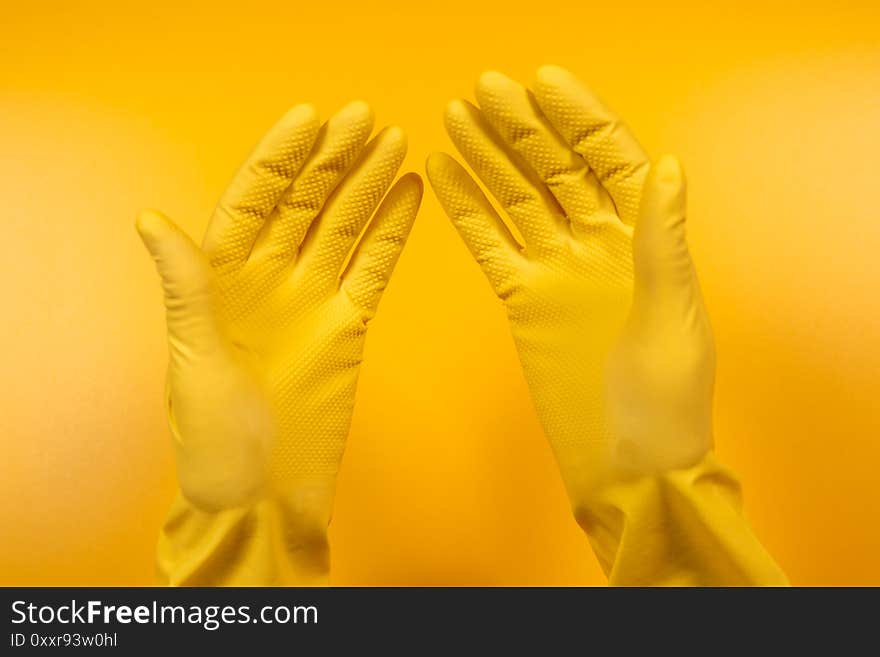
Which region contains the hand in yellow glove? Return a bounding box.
[138,102,421,584]
[427,67,786,584]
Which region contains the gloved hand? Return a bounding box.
[138,101,421,583]
[426,66,704,494]
[427,67,786,584]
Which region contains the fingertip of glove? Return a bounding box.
[397,174,424,224]
[376,124,408,153]
[425,151,453,182]
[398,171,424,194]
[341,98,371,116]
[283,102,319,128]
[535,64,572,88]
[443,98,474,128]
[387,172,424,211]
[653,154,685,186]
[335,99,374,127]
[475,70,510,95]
[135,209,168,240]
[639,156,688,232]
[135,210,179,258]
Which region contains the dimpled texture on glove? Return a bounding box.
[139,102,421,583]
[428,67,650,495]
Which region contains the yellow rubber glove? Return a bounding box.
[138,102,422,585]
[427,66,787,585]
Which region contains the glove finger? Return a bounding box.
[249,101,375,263]
[475,71,617,234]
[633,155,703,312]
[202,104,320,271]
[136,209,223,358]
[296,126,407,288]
[342,172,422,315]
[534,65,649,226]
[444,99,565,252]
[426,152,522,299]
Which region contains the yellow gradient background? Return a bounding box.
[1,1,878,585]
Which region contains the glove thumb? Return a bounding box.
[136,209,223,359]
[632,155,697,306]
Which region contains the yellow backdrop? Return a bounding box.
[2,0,878,585]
